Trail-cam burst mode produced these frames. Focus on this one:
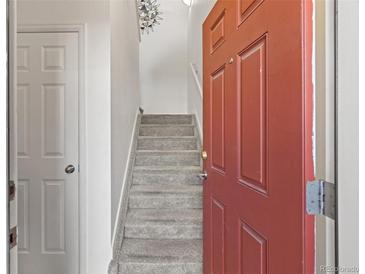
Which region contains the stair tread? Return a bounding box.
[138,136,196,139]
[119,239,202,263]
[137,137,198,151]
[126,209,202,225]
[124,208,203,239]
[137,150,200,153]
[132,166,202,185]
[141,115,194,125]
[138,124,196,138]
[130,184,202,195]
[133,166,201,172]
[142,114,194,117]
[140,124,195,127]
[135,150,201,167]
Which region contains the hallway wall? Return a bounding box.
[187,0,216,137]
[139,0,189,114]
[110,0,141,240]
[17,1,112,273]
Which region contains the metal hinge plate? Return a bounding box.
[9,227,17,249]
[9,180,15,201]
[306,180,335,220]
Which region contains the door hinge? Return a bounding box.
[306,180,335,220]
[9,227,17,249]
[9,180,15,201]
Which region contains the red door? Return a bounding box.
[202,0,314,273]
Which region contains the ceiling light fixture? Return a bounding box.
[182,0,192,7]
[137,0,163,35]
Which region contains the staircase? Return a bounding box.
[114,114,203,274]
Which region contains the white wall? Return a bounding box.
[337,0,359,271]
[187,0,216,136]
[17,1,112,273]
[140,0,189,114]
[110,0,141,234]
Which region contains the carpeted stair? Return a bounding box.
[113,114,203,274]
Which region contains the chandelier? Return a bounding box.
[137,0,163,35]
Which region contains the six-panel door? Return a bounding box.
[203,0,314,273]
[17,32,79,274]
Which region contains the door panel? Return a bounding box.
[210,65,226,172]
[203,1,314,273]
[237,0,264,26]
[211,198,225,274]
[237,35,267,194]
[17,179,30,253]
[239,221,267,274]
[17,32,79,274]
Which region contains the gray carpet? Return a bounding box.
[114,115,203,274]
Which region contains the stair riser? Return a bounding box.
[133,173,201,185]
[137,139,197,151]
[118,263,202,274]
[139,126,194,137]
[135,153,200,166]
[109,260,119,274]
[129,196,202,209]
[141,115,193,125]
[124,226,202,240]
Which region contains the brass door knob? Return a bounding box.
[201,150,208,160]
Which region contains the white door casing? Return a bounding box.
[17,32,79,274]
[315,0,336,272]
[9,0,18,273]
[337,0,359,271]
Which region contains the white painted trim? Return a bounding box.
[336,0,359,271]
[190,62,202,97]
[189,62,203,140]
[17,24,88,274]
[314,0,336,272]
[18,24,86,33]
[111,109,140,249]
[1,0,8,272]
[359,0,364,268]
[9,0,18,273]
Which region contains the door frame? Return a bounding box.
[313,0,359,272]
[9,0,18,273]
[314,0,336,271]
[16,24,87,274]
[2,0,9,271]
[335,0,359,272]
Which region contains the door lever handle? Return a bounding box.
[197,171,208,180]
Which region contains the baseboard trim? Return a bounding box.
[111,109,141,256]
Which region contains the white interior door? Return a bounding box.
[17,32,79,274]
